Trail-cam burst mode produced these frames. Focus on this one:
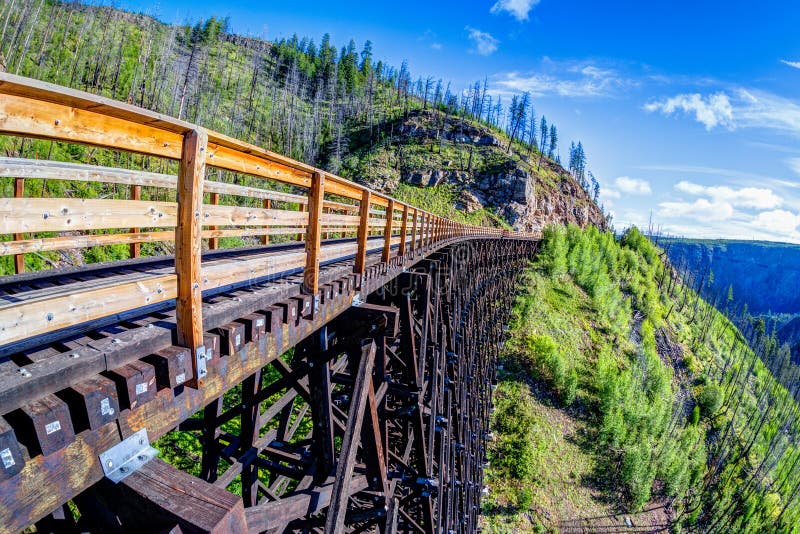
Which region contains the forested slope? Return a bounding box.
[483,226,800,533]
[0,0,605,275]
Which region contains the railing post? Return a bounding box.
[399,205,409,259]
[355,189,371,285]
[297,203,306,242]
[261,199,271,245]
[130,184,141,258]
[208,192,219,250]
[411,208,418,257]
[176,127,208,389]
[382,199,394,264]
[13,177,24,273]
[304,171,325,314]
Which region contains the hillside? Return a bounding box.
[661,238,800,315]
[0,0,605,277]
[483,226,800,533]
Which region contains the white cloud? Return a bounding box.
[601,188,621,200]
[490,0,540,21]
[658,199,735,222]
[614,176,652,195]
[781,59,800,69]
[465,27,499,56]
[644,89,800,135]
[751,209,800,235]
[492,64,633,99]
[674,181,782,210]
[788,158,800,177]
[644,92,734,130]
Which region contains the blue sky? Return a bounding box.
[121,0,800,243]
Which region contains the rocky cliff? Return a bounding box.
[336,109,606,233]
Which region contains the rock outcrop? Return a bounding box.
[348,109,606,233]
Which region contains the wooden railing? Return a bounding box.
[0,73,535,387]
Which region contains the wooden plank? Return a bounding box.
[202,204,308,228]
[0,197,177,234]
[0,72,194,135]
[324,341,376,533]
[0,158,353,212]
[114,458,247,533]
[354,189,371,280]
[303,172,325,305]
[0,274,177,346]
[0,93,183,159]
[382,199,395,264]
[0,231,174,256]
[175,128,207,388]
[13,177,24,274]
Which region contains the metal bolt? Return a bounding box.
[46,313,54,322]
[137,455,147,462]
[54,119,60,125]
[70,353,80,359]
[106,460,114,468]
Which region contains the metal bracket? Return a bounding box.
[352,293,364,307]
[195,345,208,380]
[99,428,158,483]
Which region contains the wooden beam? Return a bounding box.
[354,189,371,282]
[382,199,395,264]
[244,477,368,534]
[324,341,376,532]
[303,172,325,308]
[107,458,247,533]
[175,128,208,389]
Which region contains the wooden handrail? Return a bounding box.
[0,72,539,382]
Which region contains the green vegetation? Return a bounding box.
[484,225,800,532]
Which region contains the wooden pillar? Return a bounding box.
[354,189,371,283]
[208,192,219,250]
[399,205,409,258]
[297,203,306,242]
[129,184,142,258]
[175,128,208,389]
[261,199,271,245]
[411,208,418,256]
[13,178,24,273]
[324,341,376,532]
[382,199,395,264]
[303,171,324,313]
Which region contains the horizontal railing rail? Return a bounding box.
[0,72,538,387]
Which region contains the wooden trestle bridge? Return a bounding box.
[0,73,539,533]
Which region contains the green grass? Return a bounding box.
[484,225,800,532]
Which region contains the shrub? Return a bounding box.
[698,384,723,417]
[516,486,534,510]
[690,405,701,426]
